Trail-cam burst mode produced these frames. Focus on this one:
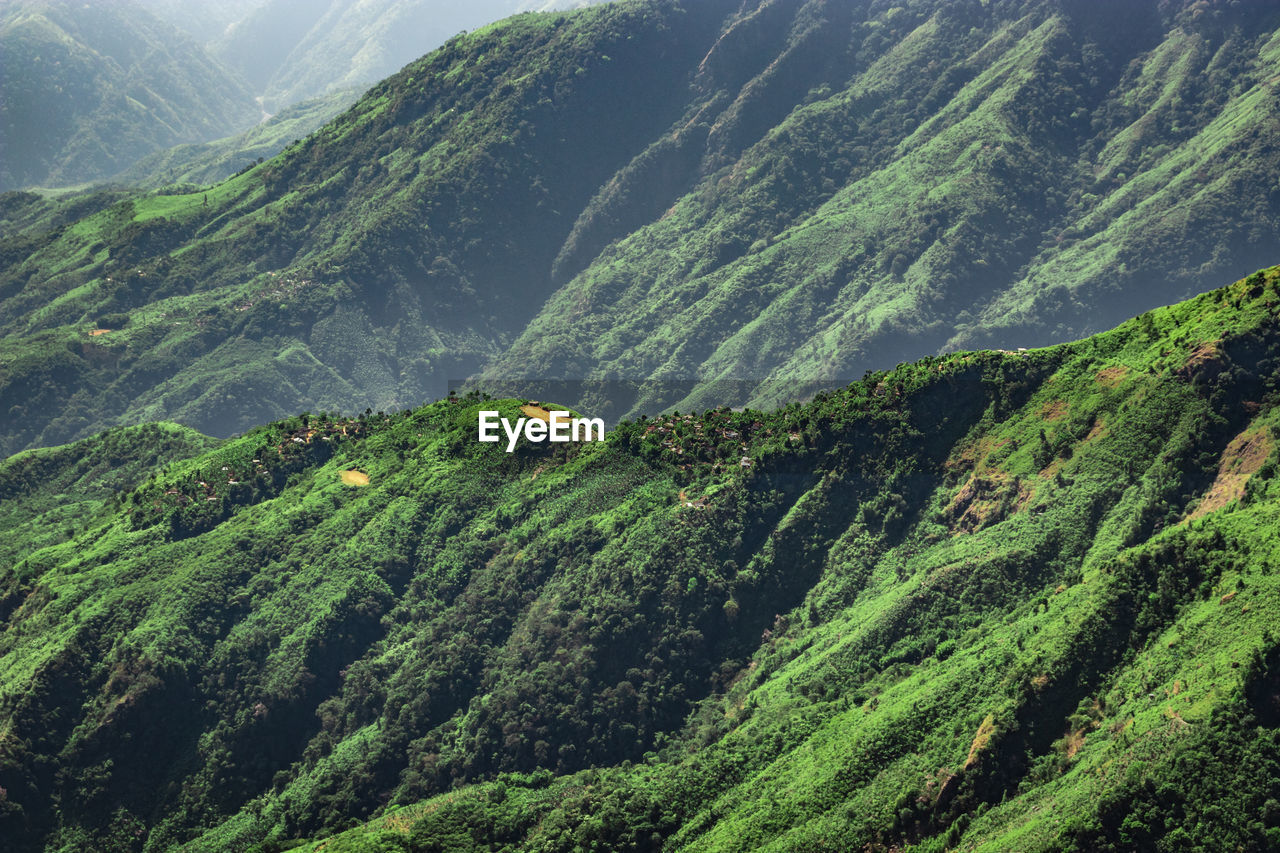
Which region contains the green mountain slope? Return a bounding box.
[113,88,363,190]
[0,0,260,191]
[2,267,1280,851]
[482,0,1280,416]
[6,0,1280,454]
[0,0,734,454]
[0,421,215,573]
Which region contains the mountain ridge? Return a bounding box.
[4,0,1280,454]
[212,0,607,112]
[1,265,1279,850]
[112,88,364,191]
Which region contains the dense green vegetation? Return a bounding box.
[0,0,260,191]
[0,421,215,572]
[5,0,1280,455]
[11,3,1280,849]
[0,0,731,454]
[3,266,1280,851]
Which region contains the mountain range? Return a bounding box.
[1,264,1278,851]
[7,1,1280,850]
[0,0,260,190]
[0,0,604,192]
[209,0,605,113]
[115,88,365,191]
[4,0,1280,456]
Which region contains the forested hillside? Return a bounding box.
[0,421,214,571]
[0,0,733,454]
[0,0,604,194]
[2,267,1280,851]
[4,0,1280,454]
[0,0,260,191]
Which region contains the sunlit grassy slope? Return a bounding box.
[5,0,1280,454]
[0,421,215,570]
[2,267,1280,850]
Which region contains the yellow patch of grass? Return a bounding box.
[965,714,996,770]
[88,329,112,336]
[1187,427,1273,520]
[1063,727,1087,760]
[1039,399,1067,421]
[521,404,552,422]
[944,432,1011,477]
[1095,365,1128,387]
[943,471,1033,533]
[1164,706,1190,729]
[1180,340,1223,379]
[1083,417,1109,443]
[382,808,420,833]
[340,470,370,486]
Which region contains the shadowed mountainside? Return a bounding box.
[5,0,1280,454]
